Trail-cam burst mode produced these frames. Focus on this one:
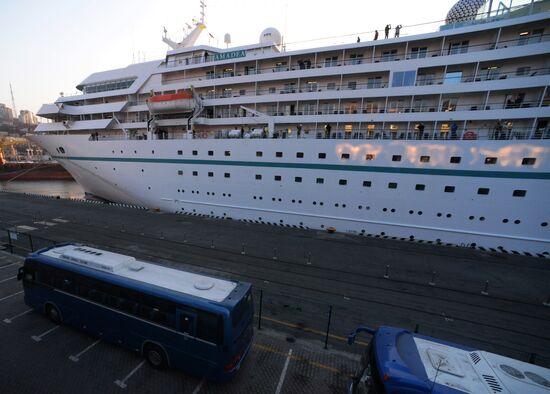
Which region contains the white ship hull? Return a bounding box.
[29,134,550,255]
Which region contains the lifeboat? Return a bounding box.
[146,91,195,114]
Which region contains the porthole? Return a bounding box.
[320,202,324,206]
[365,206,370,210]
[409,210,414,214]
[277,198,281,202]
[542,222,548,227]
[437,212,442,217]
[390,208,395,213]
[383,208,388,212]
[341,153,350,159]
[192,150,198,156]
[358,205,362,209]
[514,219,521,224]
[469,216,474,220]
[141,169,144,172]
[313,201,317,205]
[342,203,345,207]
[276,152,283,158]
[177,150,183,155]
[502,218,509,223]
[480,217,485,221]
[418,211,423,215]
[152,150,155,154]
[335,203,339,207]
[208,150,214,156]
[299,200,302,204]
[318,153,326,159]
[446,213,452,218]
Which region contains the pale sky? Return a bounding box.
[0,0,459,114]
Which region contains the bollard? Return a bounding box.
[258,290,263,330]
[273,248,278,260]
[306,252,312,265]
[414,324,419,333]
[211,239,215,249]
[241,243,246,255]
[481,280,489,296]
[384,264,390,279]
[543,295,550,307]
[324,305,333,350]
[429,271,436,286]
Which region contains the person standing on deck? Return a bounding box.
[384,24,391,39]
[395,24,402,38]
[374,30,379,40]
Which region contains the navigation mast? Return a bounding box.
[162,0,207,50]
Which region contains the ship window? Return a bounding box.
[224,173,230,178]
[178,170,183,175]
[327,83,336,90]
[388,182,397,189]
[208,150,214,156]
[339,179,347,185]
[268,87,276,94]
[416,184,425,191]
[450,156,461,164]
[477,188,490,195]
[225,151,231,156]
[318,153,326,159]
[348,81,357,90]
[276,152,283,158]
[419,156,430,163]
[256,151,263,157]
[208,172,214,177]
[522,158,536,165]
[274,175,281,181]
[444,71,463,84]
[366,154,375,160]
[296,152,304,158]
[255,174,262,180]
[324,56,338,67]
[316,178,324,184]
[448,40,469,55]
[239,90,246,96]
[177,150,183,155]
[392,155,402,162]
[363,181,372,187]
[516,66,531,76]
[193,171,198,176]
[295,177,302,183]
[444,186,455,193]
[341,153,350,159]
[192,150,198,156]
[410,47,427,59]
[485,157,497,164]
[392,70,416,87]
[513,190,526,197]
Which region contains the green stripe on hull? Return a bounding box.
[55,156,550,180]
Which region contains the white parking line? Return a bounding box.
[3,308,33,323]
[275,348,293,394]
[0,290,23,302]
[69,339,102,362]
[0,262,21,270]
[31,325,60,342]
[114,360,146,389]
[192,379,205,394]
[0,276,16,283]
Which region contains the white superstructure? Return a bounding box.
[42,245,237,302]
[31,0,550,256]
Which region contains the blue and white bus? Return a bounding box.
[348,326,550,394]
[17,244,254,381]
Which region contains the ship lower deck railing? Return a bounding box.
[82,126,549,142]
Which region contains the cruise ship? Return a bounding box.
[32,0,550,256]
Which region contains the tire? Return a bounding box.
[144,343,168,370]
[46,304,61,324]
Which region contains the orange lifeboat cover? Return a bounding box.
[148,92,193,103]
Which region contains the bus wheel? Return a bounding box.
[46,304,61,324]
[144,344,167,369]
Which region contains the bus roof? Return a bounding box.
[373,326,550,394]
[39,244,238,303]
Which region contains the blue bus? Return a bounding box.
[17,243,254,381]
[347,326,550,394]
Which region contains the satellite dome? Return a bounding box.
[260,27,282,46]
[446,0,487,24]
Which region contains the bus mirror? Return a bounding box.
[17,267,24,281]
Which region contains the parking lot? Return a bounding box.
[0,251,357,394]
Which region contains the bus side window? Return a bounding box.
[197,311,222,345]
[177,309,196,336]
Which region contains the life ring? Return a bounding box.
[463,131,477,140]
